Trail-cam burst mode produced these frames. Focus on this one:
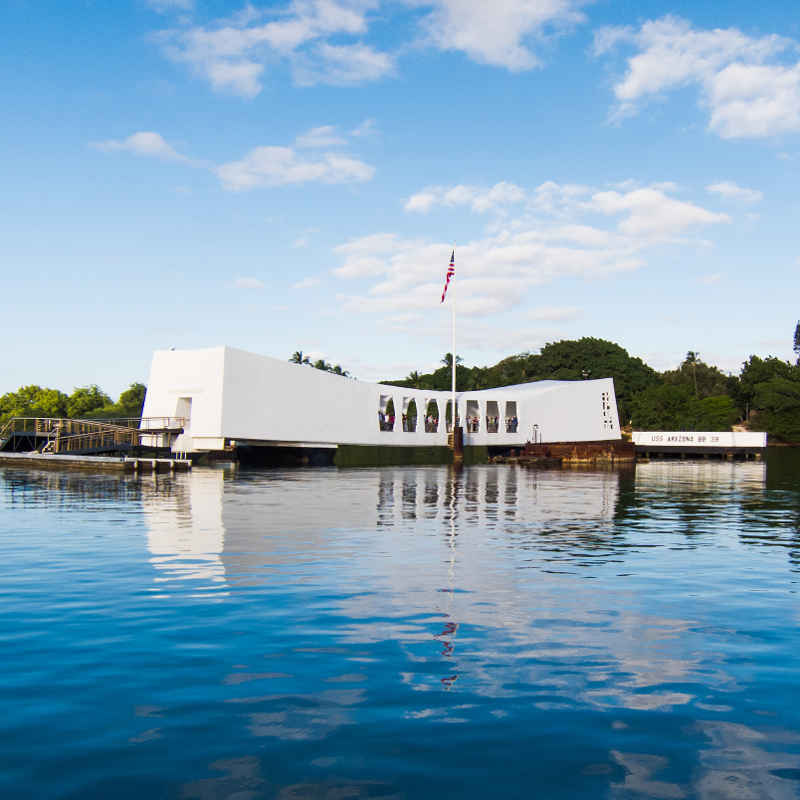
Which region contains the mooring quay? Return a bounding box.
[632,431,767,459]
[0,452,191,473]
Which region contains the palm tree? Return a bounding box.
[686,351,700,397]
[290,351,311,365]
[406,370,422,388]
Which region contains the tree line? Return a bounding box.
[289,351,351,376]
[4,329,800,441]
[0,383,146,426]
[380,331,800,442]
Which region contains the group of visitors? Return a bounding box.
[377,410,395,431]
[465,415,518,433]
[378,409,519,434]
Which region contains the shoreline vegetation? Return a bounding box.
[0,384,146,428]
[3,331,800,443]
[376,336,800,444]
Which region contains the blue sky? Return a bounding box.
[2,0,799,396]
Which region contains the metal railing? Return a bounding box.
[82,417,187,431]
[0,417,184,454]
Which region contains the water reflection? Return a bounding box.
[694,720,800,799]
[140,465,624,591]
[634,459,766,492]
[143,469,228,596]
[6,455,800,798]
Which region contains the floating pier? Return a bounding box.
[632,431,767,460]
[0,452,191,474]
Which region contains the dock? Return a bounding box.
[632,431,766,460]
[0,452,191,474]
[491,439,636,466]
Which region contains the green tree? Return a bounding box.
[406,370,422,389]
[116,383,147,417]
[662,353,730,400]
[685,351,700,396]
[688,395,738,430]
[630,384,694,430]
[66,385,112,418]
[751,376,800,441]
[737,355,793,420]
[519,338,659,424]
[289,351,311,365]
[794,322,800,365]
[0,385,68,424]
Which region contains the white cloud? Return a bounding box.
[294,42,394,86]
[90,131,190,162]
[204,59,264,97]
[153,0,590,97]
[333,232,642,317]
[586,187,730,239]
[216,145,374,190]
[291,276,321,289]
[700,272,723,285]
[594,15,800,139]
[415,0,587,71]
[708,62,800,138]
[351,117,377,137]
[233,276,265,289]
[405,181,726,242]
[333,179,731,320]
[156,0,389,96]
[405,181,526,213]
[529,181,591,214]
[295,125,346,148]
[93,129,372,193]
[706,181,763,204]
[404,190,438,213]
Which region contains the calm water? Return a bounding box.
[2,452,800,799]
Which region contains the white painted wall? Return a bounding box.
[141,347,226,450]
[142,346,622,452]
[632,431,767,448]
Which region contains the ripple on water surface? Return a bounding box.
[1,455,800,798]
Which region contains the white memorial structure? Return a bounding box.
[141,346,621,456]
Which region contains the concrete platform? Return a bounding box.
[0,452,191,473]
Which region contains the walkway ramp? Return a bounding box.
[0,417,185,456]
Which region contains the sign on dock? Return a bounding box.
[632,431,766,458]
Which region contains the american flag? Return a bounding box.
[440,250,455,303]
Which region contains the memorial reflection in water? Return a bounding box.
[4,454,800,799]
[137,461,782,721]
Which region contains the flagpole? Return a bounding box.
[451,244,456,432]
[451,292,456,431]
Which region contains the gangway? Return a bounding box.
[0,417,186,456]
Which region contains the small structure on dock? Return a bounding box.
[510,439,636,466]
[632,431,767,459]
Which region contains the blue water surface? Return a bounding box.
[2,453,800,799]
